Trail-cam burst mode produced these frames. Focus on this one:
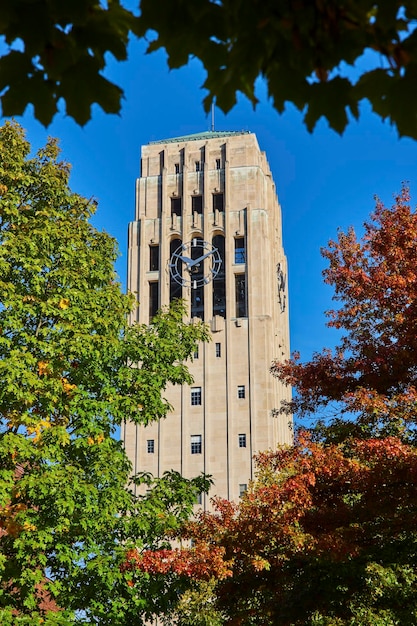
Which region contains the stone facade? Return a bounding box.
[121,130,292,506]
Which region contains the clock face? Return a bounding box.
[169,238,222,289]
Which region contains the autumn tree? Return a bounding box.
[127,434,417,625]
[272,184,417,442]
[0,120,210,626]
[3,2,417,137]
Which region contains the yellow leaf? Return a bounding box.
[38,361,49,375]
[58,298,70,310]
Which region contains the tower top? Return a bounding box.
[149,130,251,145]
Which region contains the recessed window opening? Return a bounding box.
[171,197,182,216]
[149,281,159,321]
[169,238,182,302]
[191,434,202,454]
[234,238,245,264]
[212,193,224,212]
[212,234,226,318]
[237,385,245,399]
[238,433,246,448]
[191,387,202,406]
[192,195,203,214]
[235,274,247,317]
[147,439,155,454]
[149,245,159,271]
[215,343,221,358]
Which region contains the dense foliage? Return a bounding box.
[0,121,210,625]
[131,435,417,625]
[3,2,417,137]
[273,185,417,442]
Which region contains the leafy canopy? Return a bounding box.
[3,2,417,137]
[0,120,210,625]
[273,185,417,442]
[128,435,417,625]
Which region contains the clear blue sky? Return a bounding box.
[10,38,417,364]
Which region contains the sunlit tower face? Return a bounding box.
[123,130,292,507]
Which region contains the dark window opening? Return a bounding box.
[169,239,182,302]
[194,346,199,359]
[147,439,155,453]
[191,286,204,320]
[238,385,245,399]
[149,281,159,321]
[239,484,247,497]
[171,197,182,216]
[149,245,159,271]
[235,274,247,317]
[216,158,221,170]
[195,161,201,172]
[239,433,246,448]
[192,195,203,214]
[234,238,245,264]
[212,193,224,212]
[215,343,221,358]
[175,163,180,174]
[212,234,226,318]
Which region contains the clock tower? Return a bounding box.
[121,130,292,506]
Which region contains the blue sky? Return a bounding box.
[10,37,417,364]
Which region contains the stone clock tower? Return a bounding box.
[121,130,292,506]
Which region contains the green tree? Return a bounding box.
[0,120,210,625]
[3,2,417,137]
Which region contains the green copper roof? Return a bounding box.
[149,130,251,145]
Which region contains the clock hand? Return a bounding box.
[178,255,193,265]
[187,250,214,267]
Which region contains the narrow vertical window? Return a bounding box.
[239,484,247,497]
[195,492,203,505]
[215,343,221,358]
[171,197,182,216]
[235,274,247,317]
[212,234,226,318]
[169,238,182,302]
[212,193,224,212]
[191,387,202,406]
[191,434,202,454]
[216,158,221,170]
[147,439,155,454]
[195,161,201,172]
[149,245,159,271]
[234,238,245,264]
[192,195,203,214]
[237,385,245,399]
[238,434,246,448]
[194,346,199,359]
[174,163,180,174]
[149,281,159,321]
[191,286,204,320]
